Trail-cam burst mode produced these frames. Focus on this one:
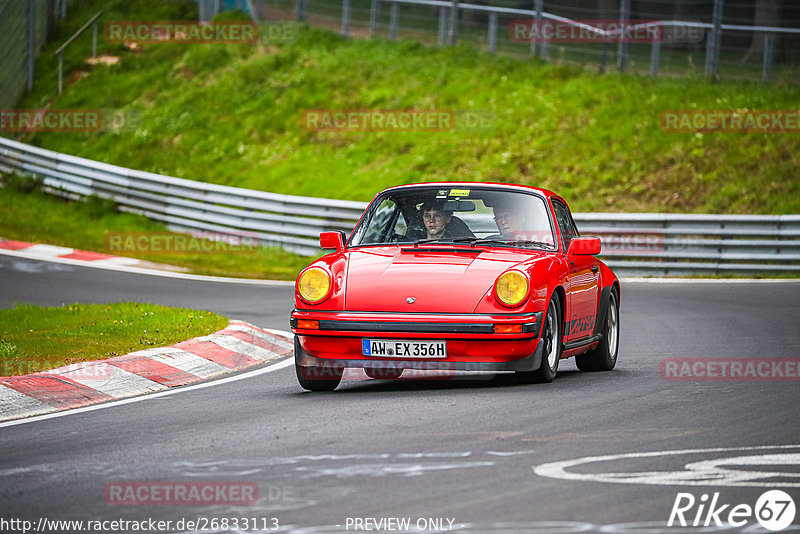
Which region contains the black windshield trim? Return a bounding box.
[348,186,556,251]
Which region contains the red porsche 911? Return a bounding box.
[290,183,620,391]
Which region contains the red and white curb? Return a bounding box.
[0,239,294,285]
[0,239,146,267]
[0,320,293,422]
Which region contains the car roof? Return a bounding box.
[381,182,561,202]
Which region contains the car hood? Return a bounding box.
[344,246,546,313]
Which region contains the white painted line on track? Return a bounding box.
[0,330,296,429]
[0,248,294,286]
[533,444,800,487]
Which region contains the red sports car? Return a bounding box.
[291,183,620,391]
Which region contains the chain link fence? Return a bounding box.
[0,0,66,109]
[233,0,800,84]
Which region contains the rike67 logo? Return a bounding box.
[668,490,796,531]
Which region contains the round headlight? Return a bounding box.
[298,267,331,303]
[495,271,529,307]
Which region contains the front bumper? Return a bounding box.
[291,310,544,372]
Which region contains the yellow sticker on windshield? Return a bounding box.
[449,189,470,196]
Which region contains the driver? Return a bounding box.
[417,201,474,240]
[422,202,453,239]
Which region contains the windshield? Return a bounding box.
[349,186,557,250]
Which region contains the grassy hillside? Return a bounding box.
[9,0,800,214]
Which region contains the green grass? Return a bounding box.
[0,184,318,280]
[9,0,799,215]
[0,302,229,376]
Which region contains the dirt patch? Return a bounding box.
[86,55,120,66]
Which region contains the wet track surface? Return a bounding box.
[1,255,799,533]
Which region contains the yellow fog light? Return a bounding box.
[495,271,529,307]
[298,267,331,303]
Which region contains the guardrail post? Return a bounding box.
[369,0,380,37]
[762,33,774,83]
[705,0,723,78]
[488,12,497,53]
[437,7,447,46]
[341,0,351,36]
[617,0,630,72]
[534,0,548,59]
[27,0,35,92]
[650,31,661,76]
[532,0,541,57]
[599,42,610,73]
[57,52,63,95]
[296,0,306,22]
[448,0,458,45]
[389,2,398,40]
[60,0,67,19]
[92,18,98,58]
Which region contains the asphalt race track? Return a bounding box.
[1,255,799,533]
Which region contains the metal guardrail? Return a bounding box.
[1,137,799,275]
[0,137,364,256]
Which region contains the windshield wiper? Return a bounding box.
[450,237,554,249]
[451,237,513,248]
[449,236,509,247]
[412,238,442,247]
[510,240,555,249]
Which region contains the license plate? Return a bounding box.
[362,339,447,358]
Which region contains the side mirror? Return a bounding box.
[320,231,345,252]
[567,236,601,256]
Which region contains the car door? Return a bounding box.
[552,199,600,342]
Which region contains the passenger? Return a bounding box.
[492,204,526,238]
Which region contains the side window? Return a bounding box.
[356,198,407,244]
[552,200,579,252]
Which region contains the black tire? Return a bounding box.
[576,289,619,372]
[516,294,562,384]
[294,336,342,391]
[364,367,404,379]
